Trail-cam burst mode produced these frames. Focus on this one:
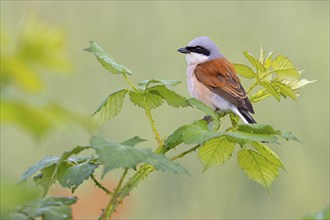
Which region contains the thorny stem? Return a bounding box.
[144,97,162,145]
[91,174,113,196]
[108,164,154,215]
[170,145,200,161]
[101,168,129,220]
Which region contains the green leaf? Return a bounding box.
[261,81,281,101]
[181,120,219,144]
[238,148,279,191]
[149,85,190,108]
[250,142,285,170]
[164,124,189,150]
[11,196,77,220]
[164,120,219,150]
[188,98,219,120]
[0,101,89,138]
[233,64,258,79]
[58,162,98,190]
[22,146,92,195]
[264,51,274,69]
[121,136,147,146]
[129,90,164,110]
[249,89,271,103]
[20,156,59,182]
[283,78,316,90]
[90,136,189,176]
[91,88,128,126]
[84,41,132,75]
[138,79,181,88]
[272,81,297,100]
[235,124,278,134]
[243,51,266,72]
[279,131,300,142]
[226,124,279,143]
[226,124,298,144]
[198,136,235,170]
[33,164,59,195]
[271,55,299,78]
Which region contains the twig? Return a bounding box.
[101,168,129,220]
[90,174,113,196]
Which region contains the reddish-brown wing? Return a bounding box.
[194,58,254,113]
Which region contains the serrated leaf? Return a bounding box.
[138,79,181,88]
[271,55,299,78]
[250,142,285,170]
[121,136,147,146]
[164,124,189,150]
[233,64,257,79]
[164,120,219,150]
[188,98,219,120]
[198,136,235,170]
[84,41,132,75]
[236,124,278,134]
[261,81,281,101]
[91,88,128,126]
[11,196,77,220]
[20,156,59,182]
[238,148,279,191]
[58,162,98,189]
[283,78,316,90]
[90,136,189,176]
[129,90,164,110]
[226,124,279,143]
[22,146,91,196]
[144,155,190,175]
[272,81,297,100]
[264,51,274,69]
[243,51,266,72]
[249,89,271,103]
[33,164,58,194]
[181,120,219,144]
[279,131,300,142]
[149,85,190,108]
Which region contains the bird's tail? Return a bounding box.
[237,108,257,124]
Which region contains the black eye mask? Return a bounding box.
[186,46,210,56]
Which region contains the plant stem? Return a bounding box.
[144,98,162,145]
[101,168,128,220]
[123,73,140,92]
[91,174,113,196]
[246,81,258,95]
[170,145,200,161]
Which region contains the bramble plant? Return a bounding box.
[15,41,314,219]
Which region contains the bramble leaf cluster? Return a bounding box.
[18,42,313,219]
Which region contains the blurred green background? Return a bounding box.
[1,1,329,219]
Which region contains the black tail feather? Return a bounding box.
[238,108,257,124]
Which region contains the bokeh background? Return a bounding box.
[1,1,329,219]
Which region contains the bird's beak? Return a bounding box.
[177,47,190,54]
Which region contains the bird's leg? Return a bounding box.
[202,115,213,123]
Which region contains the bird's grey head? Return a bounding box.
[178,36,223,65]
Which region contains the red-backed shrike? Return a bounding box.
[178,36,256,124]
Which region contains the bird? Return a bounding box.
[178,36,256,124]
